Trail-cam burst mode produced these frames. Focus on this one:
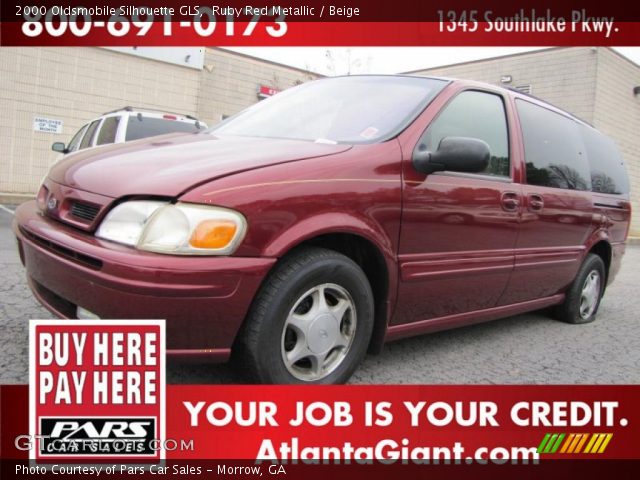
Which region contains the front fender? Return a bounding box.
[179,142,404,261]
[263,211,395,261]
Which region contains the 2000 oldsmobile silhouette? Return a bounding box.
[14,76,631,384]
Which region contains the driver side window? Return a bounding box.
[419,90,510,177]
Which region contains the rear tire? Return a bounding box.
[554,253,606,324]
[235,247,374,384]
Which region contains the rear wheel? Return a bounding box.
[236,247,374,384]
[554,253,606,324]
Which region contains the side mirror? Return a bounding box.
[413,137,490,175]
[51,142,68,154]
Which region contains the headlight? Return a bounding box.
[96,201,247,255]
[95,201,165,246]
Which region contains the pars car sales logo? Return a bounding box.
[29,320,165,461]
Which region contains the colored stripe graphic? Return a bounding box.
[574,433,589,453]
[539,433,613,454]
[584,434,599,453]
[559,433,575,453]
[537,433,551,453]
[544,434,559,453]
[568,433,586,453]
[550,433,565,453]
[537,433,565,453]
[597,434,613,453]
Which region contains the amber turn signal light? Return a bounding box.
[189,220,238,249]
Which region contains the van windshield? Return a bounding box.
[210,76,449,144]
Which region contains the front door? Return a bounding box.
[394,89,520,326]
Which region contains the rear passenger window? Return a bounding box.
[126,116,200,141]
[96,116,120,146]
[516,100,591,191]
[580,126,629,195]
[79,120,101,149]
[420,90,510,177]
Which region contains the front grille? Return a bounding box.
[70,201,100,222]
[21,228,103,270]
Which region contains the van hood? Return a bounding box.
[48,133,351,198]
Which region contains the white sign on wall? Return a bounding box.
[33,117,63,134]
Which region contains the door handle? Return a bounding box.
[501,191,520,212]
[528,193,544,212]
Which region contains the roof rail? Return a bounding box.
[505,86,541,100]
[102,106,133,115]
[101,106,200,120]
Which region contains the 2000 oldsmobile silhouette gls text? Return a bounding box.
[13,76,631,384]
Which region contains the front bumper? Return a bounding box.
[13,201,276,361]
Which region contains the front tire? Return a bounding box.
[236,247,374,384]
[554,253,606,324]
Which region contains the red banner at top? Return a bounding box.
[2,22,639,47]
[1,0,639,46]
[2,0,640,22]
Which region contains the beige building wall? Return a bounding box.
[197,48,317,123]
[0,47,200,199]
[0,47,317,201]
[409,47,600,122]
[409,47,640,236]
[592,48,640,236]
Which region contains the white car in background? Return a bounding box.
[51,107,207,155]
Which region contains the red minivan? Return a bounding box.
[14,76,631,384]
